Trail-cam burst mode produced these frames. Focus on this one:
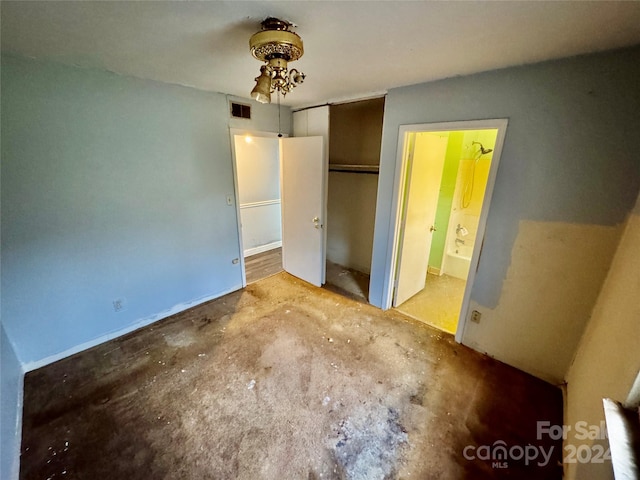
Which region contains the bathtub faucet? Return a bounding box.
[456,224,469,236]
[455,238,465,246]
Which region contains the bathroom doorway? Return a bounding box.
[391,120,507,338]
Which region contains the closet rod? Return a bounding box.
[329,164,379,174]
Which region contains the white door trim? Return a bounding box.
[384,119,509,343]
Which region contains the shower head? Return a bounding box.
[472,141,493,155]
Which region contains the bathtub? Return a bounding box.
[442,211,477,281]
[443,243,473,280]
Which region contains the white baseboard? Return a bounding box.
[244,241,282,258]
[22,284,242,372]
[427,266,442,276]
[7,374,24,480]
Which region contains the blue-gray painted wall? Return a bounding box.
[1,323,23,480]
[1,55,289,366]
[370,46,640,310]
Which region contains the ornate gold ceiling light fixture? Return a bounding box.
[249,17,305,104]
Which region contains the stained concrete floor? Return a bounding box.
[324,261,370,304]
[20,273,562,480]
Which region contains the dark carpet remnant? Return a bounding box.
[20,273,563,480]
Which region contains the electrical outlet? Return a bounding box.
[471,310,482,323]
[113,298,126,313]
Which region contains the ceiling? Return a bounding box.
[2,1,640,108]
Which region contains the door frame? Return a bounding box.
[385,119,508,342]
[229,128,286,288]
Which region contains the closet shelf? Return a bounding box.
[328,164,379,174]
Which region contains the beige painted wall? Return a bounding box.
[326,99,383,273]
[329,98,384,166]
[326,172,379,274]
[463,220,623,384]
[563,192,640,480]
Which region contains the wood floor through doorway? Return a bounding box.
[20,273,563,479]
[245,247,282,284]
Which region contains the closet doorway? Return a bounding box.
[325,98,384,302]
[292,98,385,303]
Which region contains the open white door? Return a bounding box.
[280,136,327,287]
[393,133,448,306]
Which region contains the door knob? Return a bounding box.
[312,217,321,229]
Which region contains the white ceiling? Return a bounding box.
[2,1,640,108]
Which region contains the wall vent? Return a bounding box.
[231,102,251,119]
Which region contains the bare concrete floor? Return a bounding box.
[20,273,562,480]
[324,261,370,303]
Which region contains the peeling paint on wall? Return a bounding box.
[371,47,640,381]
[463,220,623,384]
